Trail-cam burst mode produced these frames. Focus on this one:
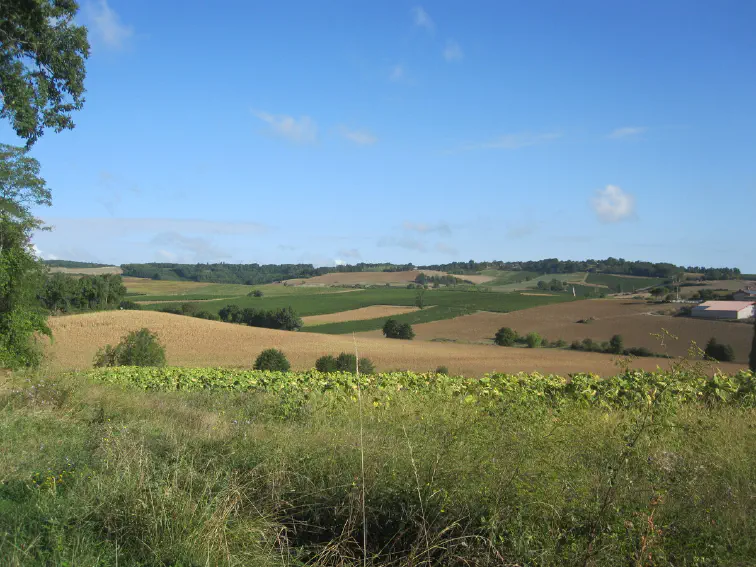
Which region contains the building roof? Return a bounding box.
[736,289,756,295]
[693,300,755,311]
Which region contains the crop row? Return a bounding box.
[82,366,756,409]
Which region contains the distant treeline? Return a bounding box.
[39,273,127,313]
[42,260,114,269]
[121,263,321,284]
[418,258,741,280]
[218,304,302,331]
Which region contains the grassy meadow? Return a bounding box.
[585,273,666,291]
[2,367,755,566]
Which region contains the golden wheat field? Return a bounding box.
[287,270,493,286]
[302,305,422,326]
[363,299,754,364]
[43,311,745,376]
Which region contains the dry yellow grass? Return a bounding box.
[44,310,745,376]
[122,277,217,295]
[302,305,421,326]
[375,299,754,364]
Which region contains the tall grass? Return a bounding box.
[1,370,755,565]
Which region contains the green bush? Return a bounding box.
[494,327,518,346]
[435,365,449,375]
[335,352,375,374]
[525,331,542,348]
[119,300,141,310]
[705,338,735,362]
[94,328,166,368]
[609,334,624,354]
[552,339,567,348]
[315,354,339,372]
[254,349,290,371]
[383,319,414,340]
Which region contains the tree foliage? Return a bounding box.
[494,327,518,347]
[218,304,302,331]
[40,273,127,312]
[525,332,542,348]
[383,318,414,340]
[0,0,89,146]
[94,328,166,368]
[253,348,290,371]
[704,338,735,363]
[750,319,756,372]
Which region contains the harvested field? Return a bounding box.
[302,305,421,326]
[43,310,744,376]
[49,266,122,275]
[382,299,753,364]
[678,279,756,299]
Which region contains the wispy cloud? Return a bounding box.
[253,111,317,144]
[85,0,133,50]
[338,126,377,146]
[389,64,406,82]
[435,242,458,256]
[338,248,361,259]
[443,40,464,62]
[591,185,636,223]
[377,236,427,252]
[458,132,562,151]
[151,232,231,262]
[412,6,434,31]
[403,221,452,237]
[607,126,647,140]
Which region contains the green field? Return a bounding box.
[478,269,541,286]
[585,273,666,291]
[3,367,755,565]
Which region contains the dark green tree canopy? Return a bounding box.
[0,0,89,146]
[0,144,51,222]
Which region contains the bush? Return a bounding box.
[94,328,166,368]
[552,339,567,348]
[625,346,653,357]
[494,327,518,347]
[383,319,414,340]
[435,365,449,375]
[525,332,542,348]
[119,300,141,310]
[705,338,735,362]
[250,289,264,297]
[315,354,339,372]
[253,349,290,371]
[335,352,375,374]
[609,334,624,354]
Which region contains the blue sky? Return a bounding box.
[8,0,756,271]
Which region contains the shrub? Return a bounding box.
[494,327,518,347]
[581,338,597,352]
[570,340,582,350]
[382,318,399,338]
[219,304,242,323]
[119,300,141,310]
[253,349,290,371]
[609,334,624,354]
[525,332,542,348]
[94,328,166,368]
[335,352,375,374]
[315,354,338,372]
[396,323,415,340]
[553,339,567,348]
[625,346,653,357]
[435,365,449,375]
[705,338,735,362]
[248,289,264,297]
[383,319,414,340]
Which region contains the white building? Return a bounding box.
[691,300,755,320]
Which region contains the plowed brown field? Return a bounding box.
[43,311,744,376]
[361,299,753,363]
[302,306,421,326]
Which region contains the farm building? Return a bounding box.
[691,301,755,320]
[733,288,756,301]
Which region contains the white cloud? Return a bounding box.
[412,7,434,31]
[443,40,464,62]
[389,64,406,82]
[459,132,562,151]
[334,259,347,266]
[151,232,231,262]
[253,111,317,144]
[607,126,647,140]
[591,185,636,223]
[85,0,134,50]
[32,244,57,260]
[403,221,452,236]
[338,126,377,146]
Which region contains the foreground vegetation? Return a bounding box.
[2,366,756,566]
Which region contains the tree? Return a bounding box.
[273,306,302,331]
[494,327,518,347]
[0,145,54,368]
[525,332,542,348]
[382,318,399,338]
[93,328,166,367]
[415,289,425,309]
[254,348,290,371]
[705,338,735,363]
[609,334,624,355]
[396,323,415,340]
[0,0,89,147]
[750,319,756,372]
[335,352,375,374]
[315,354,338,372]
